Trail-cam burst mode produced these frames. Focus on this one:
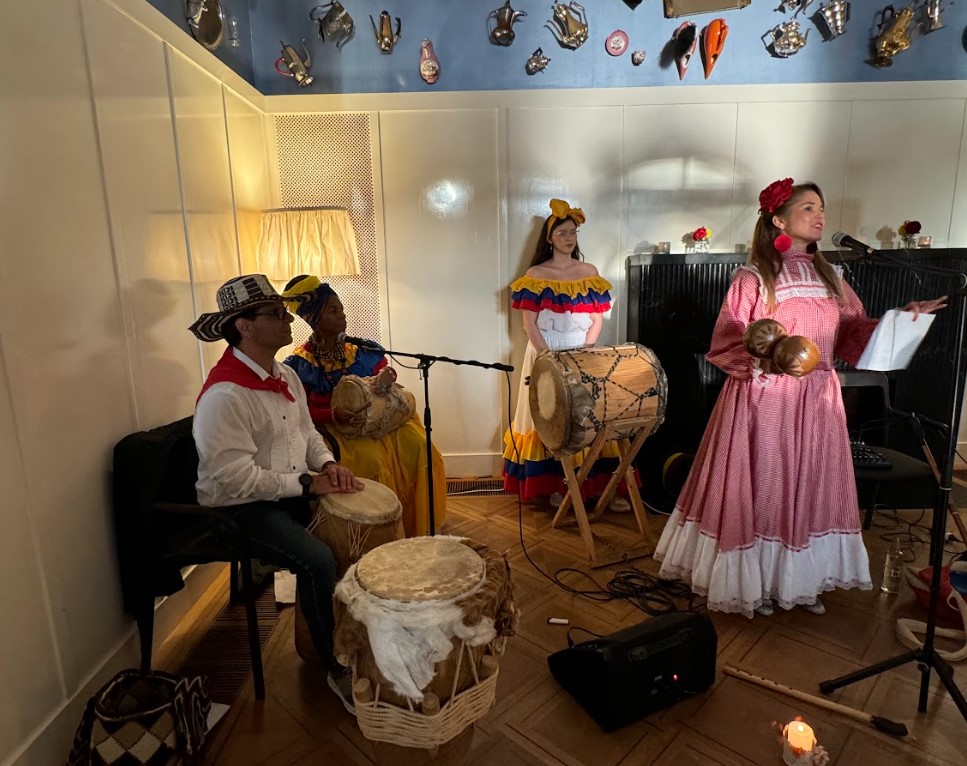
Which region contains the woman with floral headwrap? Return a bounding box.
[654,178,946,619]
[281,275,446,537]
[503,199,635,507]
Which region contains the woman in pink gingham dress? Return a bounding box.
[655,179,947,618]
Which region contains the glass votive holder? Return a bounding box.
[916,235,932,248]
[657,241,671,254]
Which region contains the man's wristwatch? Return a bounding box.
[299,473,313,497]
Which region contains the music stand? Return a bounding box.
[818,252,967,723]
[370,342,512,536]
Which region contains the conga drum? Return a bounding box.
[529,343,667,454]
[295,478,404,662]
[333,536,518,762]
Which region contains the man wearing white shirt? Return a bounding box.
[190,274,362,713]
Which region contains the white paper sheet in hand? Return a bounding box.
[856,309,935,371]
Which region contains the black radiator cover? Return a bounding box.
[625,250,967,510]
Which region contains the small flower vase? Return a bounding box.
[694,238,710,253]
[900,235,916,249]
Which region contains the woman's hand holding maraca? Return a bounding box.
[742,319,820,378]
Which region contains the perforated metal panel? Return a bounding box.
[274,113,380,346]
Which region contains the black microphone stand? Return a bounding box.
[818,249,967,723]
[366,342,513,537]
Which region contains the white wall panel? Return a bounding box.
[622,103,738,255]
[0,348,62,763]
[380,110,501,474]
[506,107,624,346]
[0,0,135,707]
[168,50,241,372]
[947,101,967,250]
[84,0,202,429]
[225,90,270,275]
[733,101,853,248]
[843,99,965,249]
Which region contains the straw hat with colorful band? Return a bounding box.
[189,274,307,343]
[548,198,586,227]
[282,274,336,327]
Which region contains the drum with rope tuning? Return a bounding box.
[295,478,404,662]
[529,343,667,455]
[332,536,518,756]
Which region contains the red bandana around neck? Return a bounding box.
[197,347,295,404]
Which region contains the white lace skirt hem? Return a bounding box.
[655,510,872,618]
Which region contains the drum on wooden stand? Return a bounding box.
[528,343,667,455]
[295,478,404,662]
[333,536,518,764]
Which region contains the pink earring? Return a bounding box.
[774,233,792,253]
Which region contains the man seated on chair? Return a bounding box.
[189,274,361,714]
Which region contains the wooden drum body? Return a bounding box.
[333,536,518,753]
[331,374,416,439]
[295,478,404,662]
[529,343,667,455]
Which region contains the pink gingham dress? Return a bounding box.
[655,251,876,617]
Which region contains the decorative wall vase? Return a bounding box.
[817,0,850,39]
[872,4,914,68]
[672,21,697,80]
[546,2,588,50]
[701,18,728,79]
[275,40,314,87]
[488,1,527,47]
[764,20,809,57]
[525,47,551,74]
[370,10,402,53]
[631,50,646,65]
[310,2,355,49]
[419,39,440,84]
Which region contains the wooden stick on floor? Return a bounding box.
[722,666,908,737]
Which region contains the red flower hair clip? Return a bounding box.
[758,178,794,216]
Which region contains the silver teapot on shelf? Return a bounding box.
[275,40,314,87]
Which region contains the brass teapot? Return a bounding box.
[872,4,914,68]
[546,2,588,50]
[370,10,401,53]
[488,1,527,47]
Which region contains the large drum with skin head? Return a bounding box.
[295,478,404,662]
[529,343,667,455]
[333,536,518,759]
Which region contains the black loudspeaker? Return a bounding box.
[547,612,717,731]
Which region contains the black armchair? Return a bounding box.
[839,371,937,529]
[112,416,265,699]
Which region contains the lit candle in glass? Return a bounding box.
[782,719,816,765]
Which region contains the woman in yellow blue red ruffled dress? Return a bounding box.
[282,275,446,537]
[503,199,631,507]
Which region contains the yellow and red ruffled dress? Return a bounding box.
[284,341,446,537]
[502,274,633,501]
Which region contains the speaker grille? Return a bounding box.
[274,113,380,347]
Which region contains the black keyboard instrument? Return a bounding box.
[850,441,892,470]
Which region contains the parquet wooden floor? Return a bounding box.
[160,495,967,765]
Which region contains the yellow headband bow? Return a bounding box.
[548,198,586,227]
[281,274,321,315]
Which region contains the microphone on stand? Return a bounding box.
[831,231,876,257]
[337,332,384,350]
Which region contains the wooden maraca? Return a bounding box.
[771,335,821,378]
[743,318,788,358]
